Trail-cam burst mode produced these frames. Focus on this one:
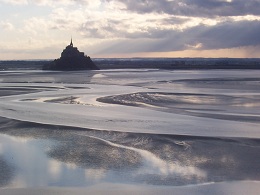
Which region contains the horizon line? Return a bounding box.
[1,57,260,61]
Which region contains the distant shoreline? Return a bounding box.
[1,58,260,70]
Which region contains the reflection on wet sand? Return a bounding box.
[0,118,260,187]
[0,157,15,187]
[0,69,260,191]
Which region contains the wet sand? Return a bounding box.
[0,69,260,193]
[1,181,260,195]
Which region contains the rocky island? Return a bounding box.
[43,39,99,71]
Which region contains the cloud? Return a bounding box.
[32,0,102,7]
[0,0,98,7]
[90,20,260,54]
[114,0,260,17]
[0,21,14,31]
[0,0,28,5]
[194,20,260,49]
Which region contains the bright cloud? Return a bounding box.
[0,21,14,30]
[0,0,28,5]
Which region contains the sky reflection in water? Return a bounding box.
[0,134,104,188]
[0,123,260,188]
[0,129,207,188]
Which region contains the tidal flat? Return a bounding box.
[0,69,260,194]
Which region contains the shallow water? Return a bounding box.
[0,119,259,188]
[0,69,260,189]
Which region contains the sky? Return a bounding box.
[0,0,260,59]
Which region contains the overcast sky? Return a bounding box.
[0,0,260,59]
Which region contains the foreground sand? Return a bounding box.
[1,181,260,195]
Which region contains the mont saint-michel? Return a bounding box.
[43,39,99,71]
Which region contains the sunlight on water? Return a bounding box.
[80,133,206,179]
[0,132,206,187]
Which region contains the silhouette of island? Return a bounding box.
[43,39,99,71]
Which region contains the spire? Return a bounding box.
[69,37,73,47]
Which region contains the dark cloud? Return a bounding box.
[90,20,260,54]
[194,20,260,49]
[114,0,260,17]
[159,16,190,25]
[81,1,260,55]
[79,19,128,38]
[79,16,189,39]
